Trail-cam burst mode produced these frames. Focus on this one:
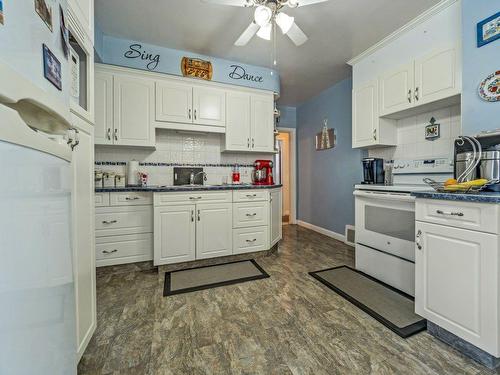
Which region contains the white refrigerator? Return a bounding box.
[0,0,77,374]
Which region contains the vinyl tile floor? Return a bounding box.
[78,225,498,375]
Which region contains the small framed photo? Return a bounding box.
[35,0,52,31]
[425,117,440,140]
[0,0,4,25]
[43,44,62,90]
[477,11,500,47]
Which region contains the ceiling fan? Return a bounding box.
[202,0,329,47]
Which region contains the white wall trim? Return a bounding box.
[277,127,297,224]
[297,220,345,242]
[347,0,459,66]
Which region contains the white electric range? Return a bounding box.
[353,157,453,296]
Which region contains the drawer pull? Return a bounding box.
[189,196,202,200]
[246,194,257,198]
[246,239,257,243]
[102,249,118,254]
[125,197,140,201]
[102,220,117,224]
[246,213,257,217]
[416,230,422,250]
[436,209,464,217]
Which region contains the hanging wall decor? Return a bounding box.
[478,71,500,102]
[425,117,440,140]
[315,118,336,151]
[181,57,213,80]
[34,0,53,31]
[477,11,500,47]
[0,0,4,25]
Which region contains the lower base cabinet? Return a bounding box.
[270,188,282,246]
[96,233,153,267]
[196,203,233,259]
[233,226,269,254]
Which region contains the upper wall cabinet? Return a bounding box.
[155,80,226,131]
[379,63,415,116]
[67,0,94,44]
[94,67,155,147]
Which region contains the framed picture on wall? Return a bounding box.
[477,11,500,47]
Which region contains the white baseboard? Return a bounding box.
[297,220,346,242]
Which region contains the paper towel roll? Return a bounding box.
[127,160,139,186]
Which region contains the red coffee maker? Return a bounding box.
[253,160,274,185]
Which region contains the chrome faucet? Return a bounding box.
[189,171,207,185]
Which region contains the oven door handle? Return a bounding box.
[353,190,415,203]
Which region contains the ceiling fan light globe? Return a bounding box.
[254,5,272,27]
[276,12,294,34]
[256,23,272,40]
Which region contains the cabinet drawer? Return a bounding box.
[95,206,153,237]
[154,191,232,206]
[110,192,153,206]
[416,199,499,234]
[96,233,153,267]
[233,201,269,228]
[233,189,269,202]
[233,226,269,254]
[95,192,110,207]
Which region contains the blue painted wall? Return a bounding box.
[296,78,363,235]
[97,35,280,94]
[277,106,297,128]
[462,0,500,135]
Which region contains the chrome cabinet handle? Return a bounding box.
[114,129,118,141]
[246,239,257,243]
[107,128,111,141]
[102,220,117,224]
[102,249,118,254]
[252,138,255,148]
[416,230,422,250]
[246,194,257,198]
[246,213,257,217]
[197,209,200,221]
[125,196,140,200]
[407,89,412,103]
[373,129,377,141]
[189,196,202,200]
[191,210,194,222]
[188,108,192,120]
[194,109,197,120]
[247,138,250,148]
[436,209,464,217]
[415,87,419,101]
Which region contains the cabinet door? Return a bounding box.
[113,74,155,147]
[155,80,193,124]
[68,0,94,42]
[94,71,113,145]
[352,80,378,148]
[71,120,96,360]
[415,221,498,354]
[270,189,282,246]
[193,87,226,127]
[196,203,233,259]
[225,91,251,151]
[154,205,196,265]
[379,63,414,116]
[251,94,274,152]
[414,47,459,105]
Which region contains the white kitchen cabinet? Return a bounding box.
[415,220,499,355]
[96,233,153,267]
[94,71,113,145]
[352,80,396,148]
[193,87,226,127]
[379,62,414,116]
[68,0,94,43]
[233,226,269,255]
[154,205,196,265]
[233,201,269,228]
[70,116,96,360]
[270,188,282,246]
[251,94,274,152]
[196,203,233,259]
[155,80,193,124]
[414,47,460,106]
[225,91,251,151]
[114,73,155,147]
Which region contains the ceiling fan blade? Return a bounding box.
[235,22,260,46]
[201,0,252,6]
[286,22,308,46]
[287,0,328,7]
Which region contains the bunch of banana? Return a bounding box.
[443,178,488,191]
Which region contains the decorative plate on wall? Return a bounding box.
[478,71,500,102]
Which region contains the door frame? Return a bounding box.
[277,127,297,224]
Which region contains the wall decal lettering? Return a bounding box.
[124,44,160,70]
[229,65,264,83]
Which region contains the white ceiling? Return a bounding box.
[95,0,440,106]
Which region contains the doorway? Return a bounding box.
[275,128,296,224]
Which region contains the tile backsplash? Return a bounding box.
[95,130,272,186]
[368,105,461,161]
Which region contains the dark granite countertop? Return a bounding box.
[412,190,500,203]
[96,184,282,193]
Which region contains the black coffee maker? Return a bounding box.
[362,158,384,184]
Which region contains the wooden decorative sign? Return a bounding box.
[181,57,213,80]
